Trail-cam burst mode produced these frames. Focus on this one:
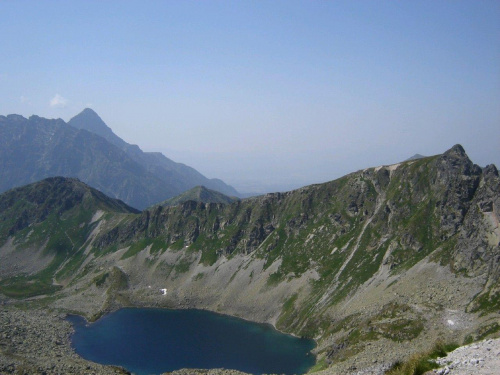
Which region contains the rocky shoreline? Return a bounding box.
[0,304,264,375]
[0,306,129,374]
[1,303,499,375]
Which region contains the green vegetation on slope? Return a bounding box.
[385,341,459,375]
[0,145,498,374]
[160,186,239,206]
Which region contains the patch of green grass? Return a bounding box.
[477,322,500,340]
[371,302,425,342]
[348,327,379,345]
[320,303,425,361]
[262,228,288,270]
[385,341,458,375]
[93,243,119,257]
[55,248,86,281]
[193,272,205,281]
[200,246,218,266]
[378,318,424,342]
[308,357,327,372]
[93,272,109,287]
[266,271,284,287]
[0,277,62,298]
[121,238,153,259]
[174,258,192,274]
[169,238,185,251]
[464,322,500,344]
[106,266,128,292]
[277,294,298,327]
[149,237,168,254]
[468,290,500,315]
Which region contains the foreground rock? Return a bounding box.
[433,338,500,375]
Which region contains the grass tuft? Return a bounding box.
[385,341,458,375]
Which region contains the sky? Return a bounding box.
[0,1,499,194]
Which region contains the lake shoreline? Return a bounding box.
[0,305,131,374]
[68,307,316,375]
[0,302,316,375]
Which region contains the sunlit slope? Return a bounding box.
[1,144,498,372]
[0,177,138,297]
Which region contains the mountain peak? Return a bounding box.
[68,108,133,154]
[80,107,99,117]
[444,144,467,158]
[72,108,102,121]
[0,176,139,239]
[69,108,111,135]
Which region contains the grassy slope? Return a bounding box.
[1,146,499,372]
[0,177,138,298]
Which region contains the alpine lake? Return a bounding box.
[67,308,316,375]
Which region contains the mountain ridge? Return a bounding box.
[160,185,239,207]
[0,111,238,209]
[0,113,173,209]
[0,144,498,375]
[68,108,240,198]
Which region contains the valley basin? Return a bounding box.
[67,307,316,375]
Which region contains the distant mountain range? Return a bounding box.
[405,153,426,161]
[0,109,239,209]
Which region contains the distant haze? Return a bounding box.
[1,1,498,194]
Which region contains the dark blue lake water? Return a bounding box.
[67,308,316,375]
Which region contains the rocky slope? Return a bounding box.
[0,307,130,375]
[0,144,498,374]
[0,110,238,209]
[433,338,500,375]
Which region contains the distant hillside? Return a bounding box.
[160,185,239,206]
[0,177,138,243]
[405,153,426,161]
[68,109,239,198]
[0,177,138,285]
[0,111,239,209]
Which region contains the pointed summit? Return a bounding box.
[68,108,115,141]
[440,144,481,177]
[80,107,99,116]
[444,144,467,158]
[68,108,140,156]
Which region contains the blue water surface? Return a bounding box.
[67,308,316,375]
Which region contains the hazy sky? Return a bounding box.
[1,1,499,193]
